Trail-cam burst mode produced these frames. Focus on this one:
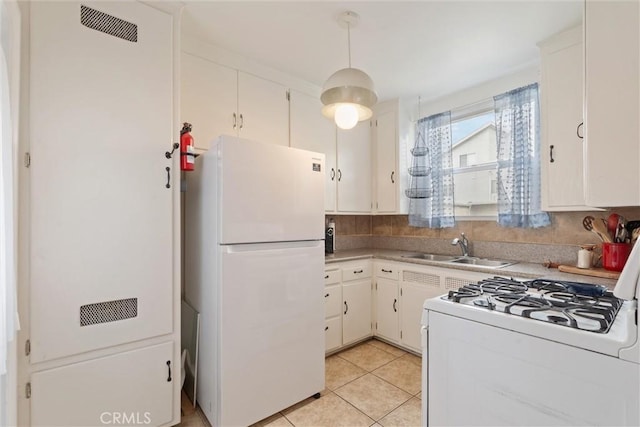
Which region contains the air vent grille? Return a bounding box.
[403,271,440,288]
[80,5,138,42]
[444,277,474,290]
[80,298,138,326]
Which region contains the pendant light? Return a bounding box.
[321,11,377,130]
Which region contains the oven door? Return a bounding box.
[426,312,639,426]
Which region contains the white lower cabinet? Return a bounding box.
[328,258,492,354]
[374,261,489,353]
[31,342,174,427]
[324,268,343,353]
[324,260,373,352]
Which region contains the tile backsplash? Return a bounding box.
[326,208,640,264]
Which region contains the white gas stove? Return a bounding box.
[421,242,640,426]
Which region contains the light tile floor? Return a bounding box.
[178,339,422,427]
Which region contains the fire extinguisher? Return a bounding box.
[180,122,195,172]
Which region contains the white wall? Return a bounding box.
[407,65,539,121]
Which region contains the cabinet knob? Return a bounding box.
[330,168,336,181]
[393,298,397,312]
[337,169,342,182]
[577,122,584,139]
[549,145,555,163]
[391,171,395,183]
[344,301,348,315]
[325,293,330,298]
[325,326,329,331]
[232,113,237,129]
[239,114,244,129]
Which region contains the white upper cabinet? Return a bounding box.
[290,90,337,212]
[584,0,640,207]
[374,111,398,212]
[181,52,237,150]
[538,26,596,211]
[372,99,410,215]
[336,121,372,213]
[237,72,289,146]
[181,54,289,149]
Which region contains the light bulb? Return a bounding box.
[334,104,359,130]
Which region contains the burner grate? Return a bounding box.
[446,276,622,333]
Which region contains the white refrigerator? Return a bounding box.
[185,135,325,427]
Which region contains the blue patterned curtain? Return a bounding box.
[493,83,550,228]
[408,111,455,228]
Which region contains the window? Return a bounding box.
[450,108,498,218]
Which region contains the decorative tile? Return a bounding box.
[334,374,412,421]
[283,391,373,427]
[372,216,393,236]
[368,340,407,357]
[337,343,397,371]
[355,215,373,235]
[325,355,367,390]
[372,357,421,394]
[378,397,422,427]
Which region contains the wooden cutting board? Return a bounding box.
[558,264,621,280]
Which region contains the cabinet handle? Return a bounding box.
[337,169,342,182]
[325,326,329,331]
[324,274,329,279]
[239,114,244,129]
[391,171,395,183]
[393,298,397,312]
[330,168,336,181]
[577,122,584,139]
[233,113,237,129]
[381,269,392,273]
[325,293,330,298]
[166,360,172,382]
[165,167,171,189]
[354,269,363,274]
[344,301,348,315]
[549,145,555,163]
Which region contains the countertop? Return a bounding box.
[325,249,619,289]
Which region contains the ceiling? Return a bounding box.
[181,1,582,103]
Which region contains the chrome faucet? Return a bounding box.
[451,232,470,257]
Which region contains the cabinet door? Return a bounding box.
[238,72,289,146]
[374,111,398,212]
[337,121,372,212]
[181,52,238,150]
[400,283,429,352]
[30,0,173,363]
[342,279,372,345]
[325,284,342,318]
[585,0,640,207]
[375,278,399,342]
[31,342,174,426]
[325,317,342,353]
[540,32,587,209]
[290,90,337,212]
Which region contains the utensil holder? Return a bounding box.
[602,242,631,272]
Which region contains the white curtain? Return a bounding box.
[494,83,550,228]
[407,111,455,228]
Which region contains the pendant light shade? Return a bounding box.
[321,11,377,130]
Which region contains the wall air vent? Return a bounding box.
[80,5,138,43]
[80,298,138,326]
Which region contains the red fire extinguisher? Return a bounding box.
[180,122,195,172]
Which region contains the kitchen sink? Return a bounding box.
[402,253,461,262]
[401,253,516,269]
[449,257,516,268]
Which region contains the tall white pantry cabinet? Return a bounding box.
[19,2,181,426]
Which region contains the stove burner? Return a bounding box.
[547,315,569,324]
[473,298,495,310]
[446,276,622,333]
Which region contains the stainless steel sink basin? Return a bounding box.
[402,253,461,262]
[449,257,516,268]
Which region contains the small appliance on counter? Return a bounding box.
[325,219,335,254]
